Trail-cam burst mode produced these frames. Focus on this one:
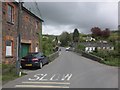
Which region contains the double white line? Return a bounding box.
[15,81,70,88]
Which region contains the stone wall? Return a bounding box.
[2,2,18,64]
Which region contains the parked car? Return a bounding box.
[21,52,49,69]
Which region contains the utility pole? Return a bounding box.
[16,0,22,76]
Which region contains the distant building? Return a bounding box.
[81,42,114,53]
[85,36,96,42]
[81,42,96,53]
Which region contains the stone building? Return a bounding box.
[2,2,43,64]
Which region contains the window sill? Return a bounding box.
[5,56,13,58]
[7,21,14,25]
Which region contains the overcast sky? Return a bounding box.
[24,1,118,35]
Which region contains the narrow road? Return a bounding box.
[3,47,118,88]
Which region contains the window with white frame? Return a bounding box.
[85,47,89,51]
[6,40,13,56]
[93,47,95,51]
[103,47,105,49]
[89,47,92,52]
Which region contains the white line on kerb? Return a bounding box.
[22,81,70,85]
[15,85,69,88]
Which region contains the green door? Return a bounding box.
[21,44,30,58]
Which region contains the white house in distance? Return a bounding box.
[80,42,114,53]
[85,36,96,42]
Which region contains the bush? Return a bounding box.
[77,44,85,51]
[42,37,54,56]
[91,50,119,66]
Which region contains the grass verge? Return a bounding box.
[2,64,27,85]
[102,58,119,67]
[91,50,120,67]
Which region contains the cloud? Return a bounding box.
[24,2,118,35]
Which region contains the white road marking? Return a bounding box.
[50,74,60,81]
[22,81,70,85]
[61,74,72,81]
[39,74,48,81]
[15,85,69,88]
[28,74,41,81]
[29,74,48,81]
[28,74,72,81]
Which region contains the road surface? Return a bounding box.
[3,47,118,88]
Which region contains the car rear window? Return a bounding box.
[23,52,43,58]
[23,53,38,58]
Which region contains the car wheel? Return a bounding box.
[39,62,43,69]
[21,66,26,69]
[46,61,49,64]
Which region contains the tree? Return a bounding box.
[91,27,110,39]
[60,32,72,46]
[54,36,58,45]
[101,28,110,38]
[91,27,101,38]
[73,28,79,42]
[42,36,54,55]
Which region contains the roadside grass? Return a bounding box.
[102,58,119,67]
[2,64,27,85]
[91,50,120,67]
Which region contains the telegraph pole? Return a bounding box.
[16,0,22,76]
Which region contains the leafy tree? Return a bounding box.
[73,28,79,42]
[101,28,110,38]
[91,27,110,39]
[91,27,101,38]
[60,32,72,46]
[42,36,54,56]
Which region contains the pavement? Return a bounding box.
[2,47,118,88]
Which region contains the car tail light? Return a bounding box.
[32,58,39,62]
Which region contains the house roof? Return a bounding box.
[81,42,113,47]
[81,42,97,47]
[13,2,44,22]
[22,6,44,22]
